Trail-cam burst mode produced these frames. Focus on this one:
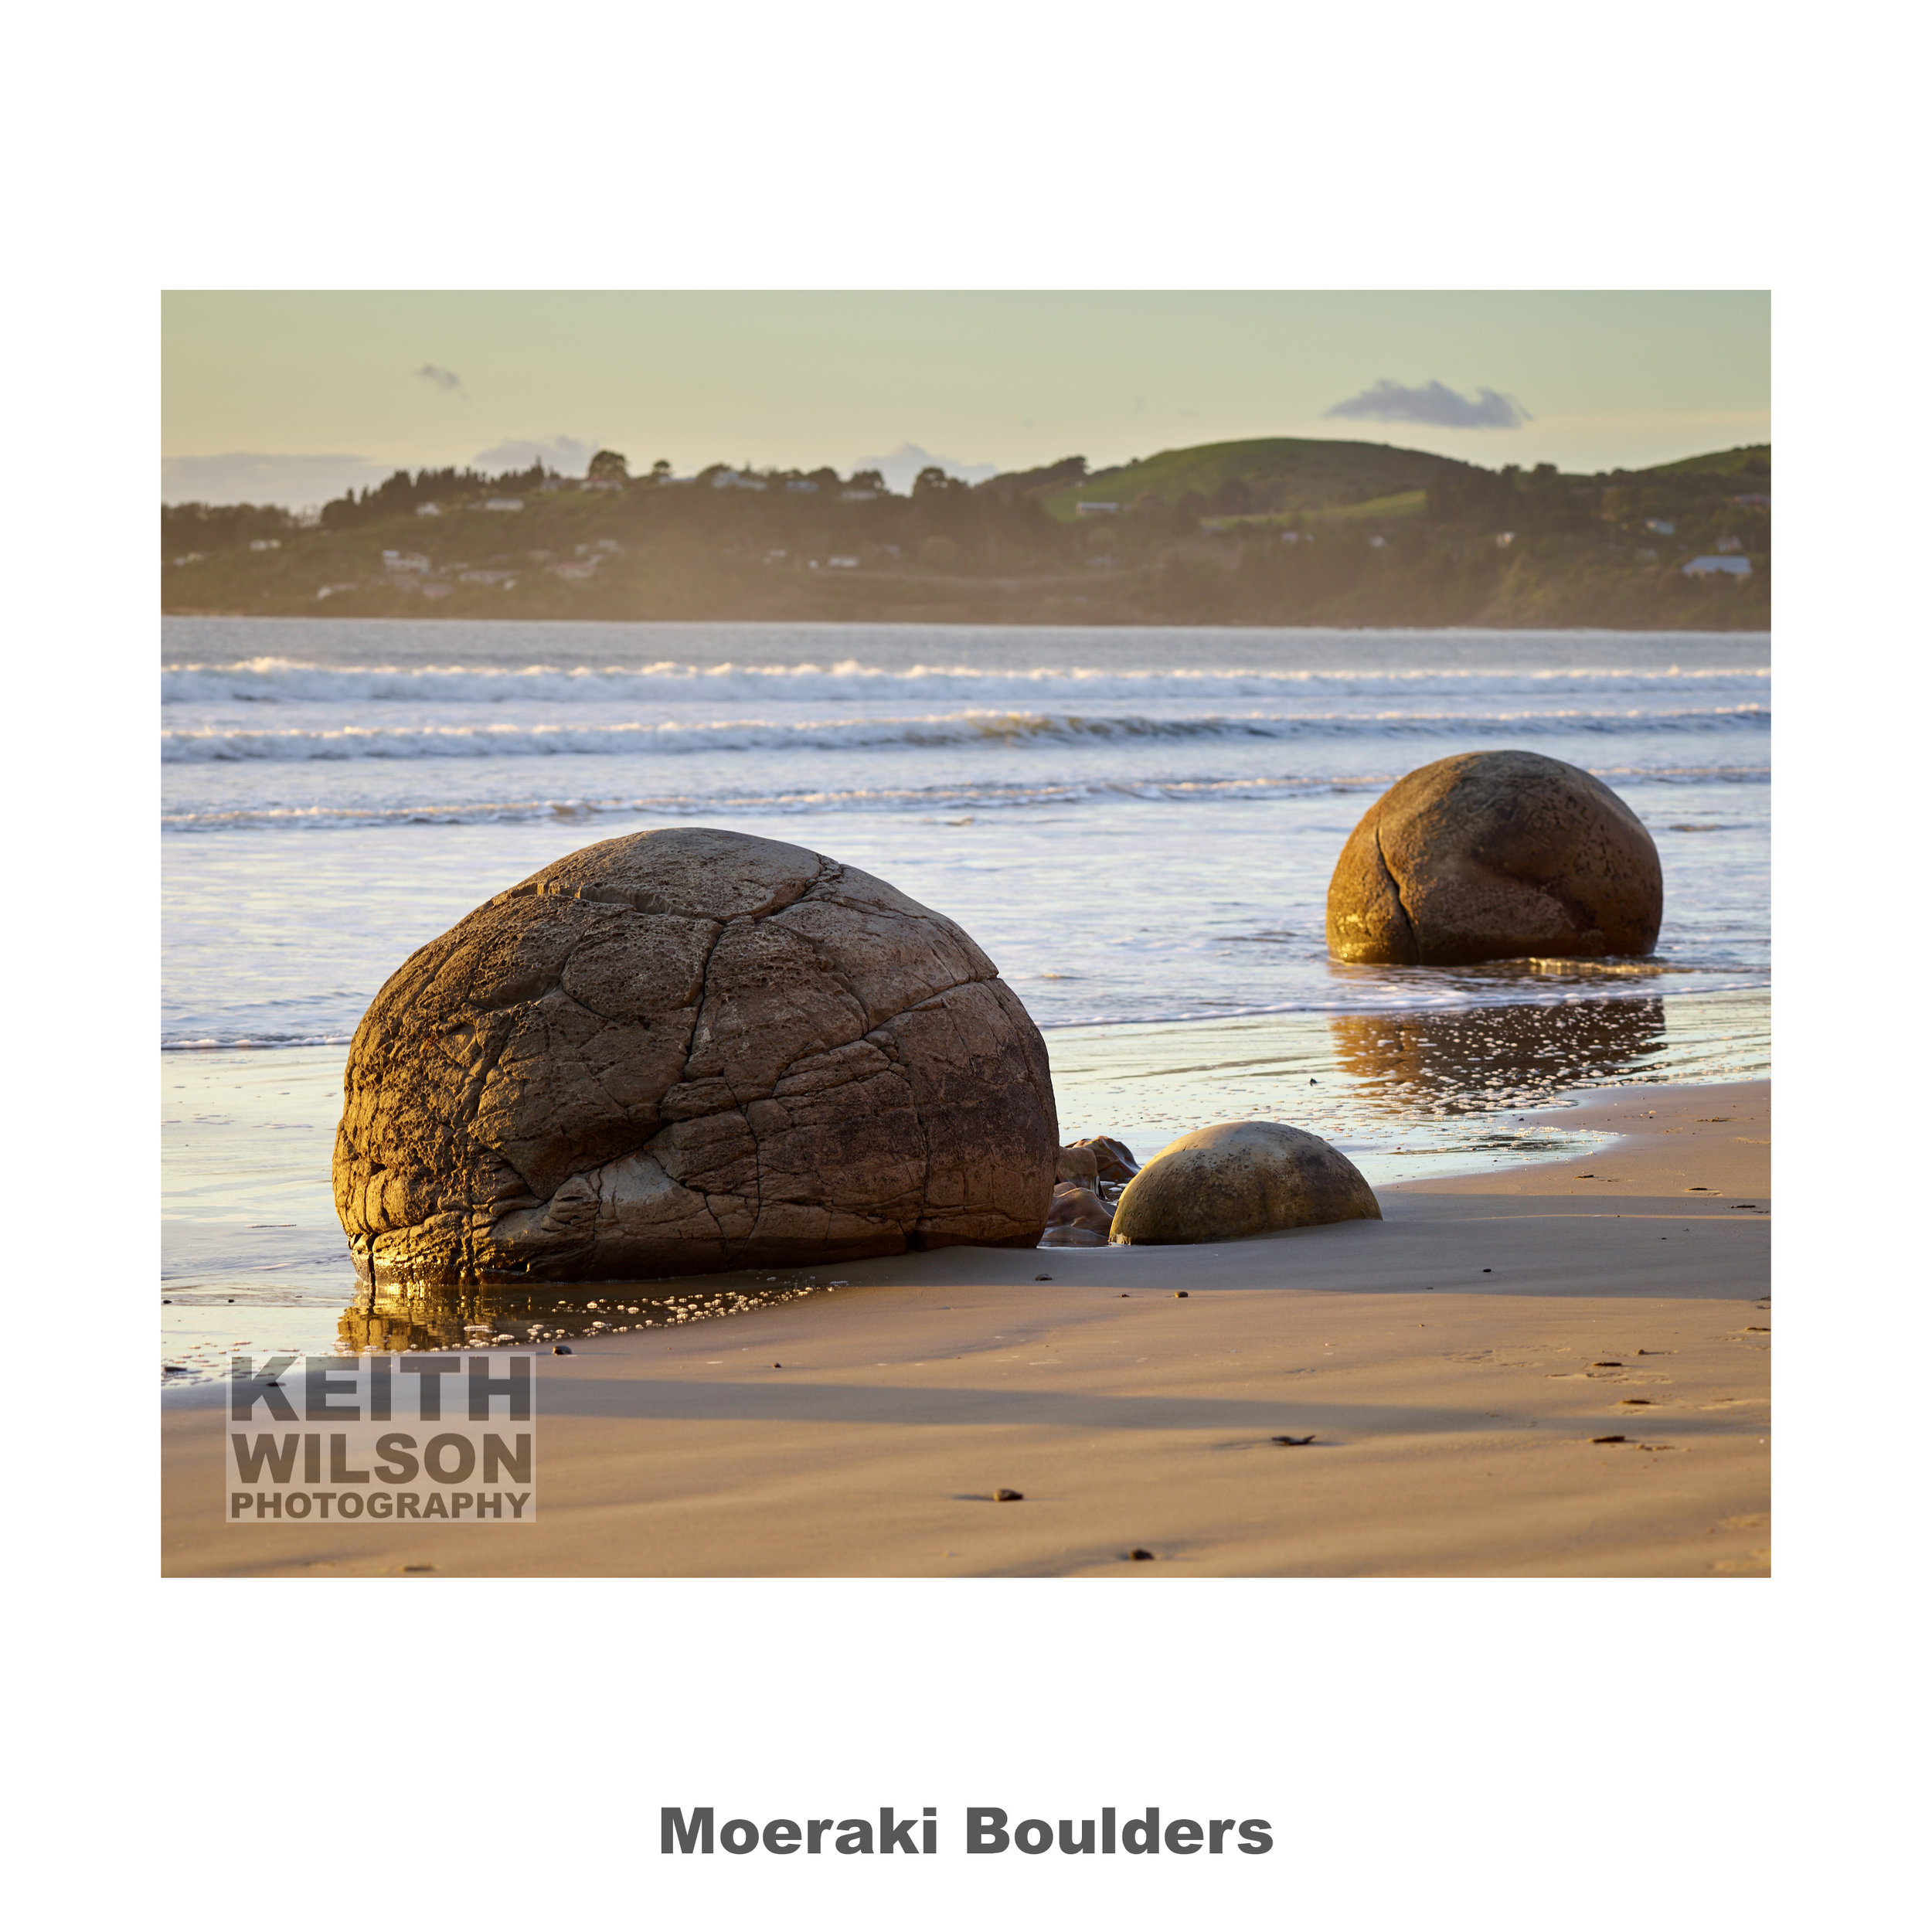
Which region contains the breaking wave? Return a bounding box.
[163,703,1768,763]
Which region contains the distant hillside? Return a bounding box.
[162,437,1770,630]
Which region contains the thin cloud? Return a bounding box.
[413,363,466,396]
[1324,379,1529,430]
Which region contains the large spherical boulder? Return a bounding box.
[333,828,1059,1287]
[1325,750,1662,966]
[1107,1121,1379,1246]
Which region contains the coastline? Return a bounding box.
[161,1079,1769,1578]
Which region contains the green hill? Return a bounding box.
[1632,444,1770,480]
[1044,437,1478,520]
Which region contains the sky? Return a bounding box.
[162,291,1769,506]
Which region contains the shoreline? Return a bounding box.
[162,1079,1770,1577]
[162,609,1774,634]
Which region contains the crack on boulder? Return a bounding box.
[1373,825,1420,961]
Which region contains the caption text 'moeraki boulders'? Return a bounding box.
[332,828,1059,1287]
[1107,1121,1380,1246]
[1325,750,1663,966]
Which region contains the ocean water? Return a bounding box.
[162,618,1770,1375]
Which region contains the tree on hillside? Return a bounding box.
[587,449,630,481]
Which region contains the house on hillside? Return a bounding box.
[786,480,818,494]
[1645,519,1676,536]
[1683,555,1752,577]
[827,556,859,569]
[1714,535,1744,553]
[840,488,877,502]
[485,497,525,512]
[1076,502,1119,516]
[250,538,281,551]
[416,502,442,517]
[381,550,431,573]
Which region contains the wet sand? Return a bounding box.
[160,1080,1769,1578]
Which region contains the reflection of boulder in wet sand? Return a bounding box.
[333,827,1058,1287]
[1328,998,1668,1114]
[1326,750,1662,965]
[338,1277,796,1352]
[1041,1182,1114,1247]
[1108,1121,1379,1246]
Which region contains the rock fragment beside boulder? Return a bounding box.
[1326,750,1663,966]
[1041,1183,1114,1247]
[1066,1134,1140,1183]
[1108,1121,1380,1246]
[333,827,1058,1287]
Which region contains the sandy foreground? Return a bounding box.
[161,1080,1770,1578]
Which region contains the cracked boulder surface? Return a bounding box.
[1325,750,1663,966]
[333,827,1059,1287]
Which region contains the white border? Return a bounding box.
[13,2,1913,1926]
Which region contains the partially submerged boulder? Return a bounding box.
[1107,1121,1379,1246]
[334,828,1059,1287]
[1326,750,1662,966]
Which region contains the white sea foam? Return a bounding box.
[162,653,1770,707]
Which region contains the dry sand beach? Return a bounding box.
[161,1080,1769,1579]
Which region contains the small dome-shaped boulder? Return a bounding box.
[333,828,1059,1287]
[1107,1121,1379,1246]
[1326,750,1662,966]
